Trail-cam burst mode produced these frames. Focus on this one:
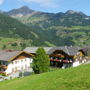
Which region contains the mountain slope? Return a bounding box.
[0,13,44,49]
[1,6,90,47]
[6,6,90,29]
[5,6,34,16]
[0,64,90,90]
[0,13,62,47]
[0,13,36,39]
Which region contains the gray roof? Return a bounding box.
[66,46,80,56]
[81,47,90,51]
[24,47,38,54]
[48,46,80,55]
[0,50,21,61]
[48,47,68,55]
[80,47,90,54]
[24,47,52,54]
[24,46,80,56]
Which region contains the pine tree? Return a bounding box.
[33,47,50,74]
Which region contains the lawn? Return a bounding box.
[0,64,90,90]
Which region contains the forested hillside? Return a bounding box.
[0,13,38,50]
[0,6,90,50]
[6,6,90,46]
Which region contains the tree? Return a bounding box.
[11,42,18,47]
[33,47,50,74]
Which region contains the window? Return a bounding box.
[21,60,23,62]
[0,61,2,65]
[57,57,60,59]
[15,61,17,64]
[21,66,23,70]
[15,67,17,71]
[25,65,27,68]
[50,57,53,59]
[1,68,5,71]
[25,59,27,61]
[0,68,1,71]
[12,61,14,64]
[5,62,8,66]
[53,57,56,59]
[30,63,32,68]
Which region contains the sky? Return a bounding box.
[0,0,90,15]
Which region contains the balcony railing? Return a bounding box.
[50,58,73,63]
[0,65,7,69]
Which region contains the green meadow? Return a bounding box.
[0,37,33,50]
[0,64,90,90]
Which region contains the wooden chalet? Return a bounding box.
[24,46,85,68]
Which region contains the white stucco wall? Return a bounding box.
[72,61,80,67]
[5,58,33,75]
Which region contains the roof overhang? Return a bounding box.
[8,51,34,62]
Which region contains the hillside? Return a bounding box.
[1,6,90,48]
[0,13,58,48]
[5,6,90,46]
[6,7,90,29]
[0,13,40,49]
[0,64,90,90]
[0,13,36,39]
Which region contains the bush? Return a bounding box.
[11,42,18,47]
[2,45,6,49]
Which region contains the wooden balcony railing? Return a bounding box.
[50,58,73,63]
[0,65,7,69]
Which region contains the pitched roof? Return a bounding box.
[24,47,52,54]
[81,47,90,51]
[48,46,80,55]
[0,50,21,61]
[24,46,80,56]
[24,47,38,54]
[66,46,80,56]
[80,47,90,54]
[48,47,68,55]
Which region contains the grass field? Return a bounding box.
[0,37,33,50]
[0,64,90,90]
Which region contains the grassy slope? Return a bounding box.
[0,37,28,50]
[0,37,22,50]
[0,64,90,90]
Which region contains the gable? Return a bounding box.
[9,51,33,62]
[50,50,69,57]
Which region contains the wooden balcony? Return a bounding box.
[0,71,4,73]
[0,65,7,69]
[62,60,69,63]
[50,58,63,62]
[50,58,73,63]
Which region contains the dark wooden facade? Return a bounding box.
[49,50,74,67]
